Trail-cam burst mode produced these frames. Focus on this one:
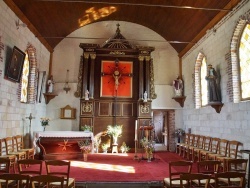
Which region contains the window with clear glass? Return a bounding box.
[239,24,250,100]
[20,52,29,103]
[201,57,208,106]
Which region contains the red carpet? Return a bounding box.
[68,152,183,182]
[23,152,187,183]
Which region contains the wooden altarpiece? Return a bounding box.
[78,25,156,149]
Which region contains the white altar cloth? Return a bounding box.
[34,131,94,139]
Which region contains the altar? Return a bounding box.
[34,131,94,160]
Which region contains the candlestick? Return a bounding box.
[135,120,138,140]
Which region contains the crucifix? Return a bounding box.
[26,113,35,148]
[101,58,133,125]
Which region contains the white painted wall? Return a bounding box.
[49,21,180,131]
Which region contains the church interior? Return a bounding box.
[0,0,250,187]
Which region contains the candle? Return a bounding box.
[135,120,138,140]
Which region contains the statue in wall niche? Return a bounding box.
[47,75,54,93]
[173,75,183,96]
[205,64,221,102]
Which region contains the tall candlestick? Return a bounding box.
[135,120,138,140]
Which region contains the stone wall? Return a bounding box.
[181,1,250,156]
[0,1,50,140]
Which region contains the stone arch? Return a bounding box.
[194,52,205,109]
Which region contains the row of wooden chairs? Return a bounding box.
[163,160,247,188]
[0,158,75,188]
[176,134,243,171]
[0,135,34,173]
[0,173,65,188]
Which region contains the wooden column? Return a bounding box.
[145,56,151,99]
[82,53,89,97]
[89,53,96,99]
[138,56,144,100]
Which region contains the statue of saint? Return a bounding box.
[85,90,89,100]
[143,91,148,102]
[47,75,54,93]
[205,64,221,102]
[173,75,183,96]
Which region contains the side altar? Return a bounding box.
[34,131,94,160]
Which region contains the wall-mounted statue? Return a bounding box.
[47,75,54,93]
[205,64,221,102]
[173,75,183,96]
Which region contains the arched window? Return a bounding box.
[194,52,207,109]
[200,57,208,106]
[20,52,29,102]
[19,44,38,103]
[239,23,250,100]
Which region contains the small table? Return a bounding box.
[139,126,153,140]
[240,149,250,188]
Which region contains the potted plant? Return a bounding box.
[101,143,109,153]
[106,125,123,145]
[81,125,93,132]
[120,142,130,153]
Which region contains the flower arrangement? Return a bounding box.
[78,140,92,154]
[106,125,123,138]
[174,128,185,137]
[106,125,123,144]
[81,125,93,132]
[120,142,130,153]
[101,143,109,153]
[140,137,155,160]
[40,117,50,126]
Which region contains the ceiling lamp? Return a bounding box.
[63,70,71,93]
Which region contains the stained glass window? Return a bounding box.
[239,24,250,100]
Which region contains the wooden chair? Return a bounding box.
[0,158,10,174]
[208,139,229,160]
[180,173,211,188]
[163,160,193,188]
[17,159,43,176]
[190,135,205,162]
[180,134,194,159]
[0,138,16,173]
[45,160,75,188]
[219,159,248,186]
[30,174,64,188]
[177,133,190,157]
[186,134,200,160]
[196,160,221,186]
[200,137,220,161]
[198,136,212,161]
[13,135,34,160]
[4,137,26,161]
[212,172,246,188]
[0,173,30,188]
[216,141,242,172]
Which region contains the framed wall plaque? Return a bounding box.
[60,105,76,119]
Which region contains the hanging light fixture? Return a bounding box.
[63,69,71,93]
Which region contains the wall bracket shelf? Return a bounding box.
[208,102,224,113]
[172,96,186,107]
[43,93,58,104]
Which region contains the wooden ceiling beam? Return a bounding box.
[178,0,241,58]
[3,0,54,53]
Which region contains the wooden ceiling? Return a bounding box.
[4,0,241,56]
